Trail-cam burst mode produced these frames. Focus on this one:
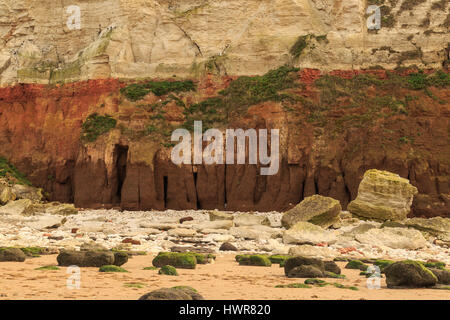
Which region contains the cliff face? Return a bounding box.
[0,0,448,216]
[0,69,448,217]
[0,0,449,85]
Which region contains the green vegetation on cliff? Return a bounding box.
[0,157,32,186]
[183,65,299,131]
[121,80,196,101]
[81,113,117,143]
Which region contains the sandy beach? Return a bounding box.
[0,253,448,300]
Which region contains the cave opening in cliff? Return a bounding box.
[193,171,201,209]
[163,176,168,208]
[114,145,129,203]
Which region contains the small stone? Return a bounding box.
[122,238,141,245]
[179,217,194,224]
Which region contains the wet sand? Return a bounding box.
[0,254,448,300]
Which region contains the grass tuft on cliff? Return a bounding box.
[121,80,196,101]
[0,157,32,186]
[182,65,300,131]
[81,113,117,143]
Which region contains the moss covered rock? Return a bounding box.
[282,195,341,229]
[152,252,197,269]
[269,255,291,265]
[238,255,272,267]
[384,260,438,288]
[429,268,450,285]
[159,265,178,276]
[324,261,341,274]
[57,250,115,267]
[0,247,26,262]
[345,260,369,271]
[374,259,395,272]
[113,252,129,267]
[139,286,204,300]
[99,265,128,272]
[348,169,418,221]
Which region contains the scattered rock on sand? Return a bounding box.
[384,261,438,288]
[355,227,428,250]
[0,247,26,262]
[152,252,197,269]
[139,287,204,300]
[348,169,418,221]
[57,250,116,267]
[282,195,341,229]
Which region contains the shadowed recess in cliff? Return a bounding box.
[114,145,128,204]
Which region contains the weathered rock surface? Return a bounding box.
[234,213,269,227]
[0,199,34,215]
[139,287,204,300]
[384,261,438,288]
[429,269,450,285]
[282,195,341,229]
[355,227,428,250]
[0,185,15,204]
[288,245,338,260]
[0,0,448,86]
[348,170,419,221]
[11,185,43,202]
[57,250,117,267]
[284,256,325,278]
[0,247,26,262]
[283,221,337,245]
[404,217,450,241]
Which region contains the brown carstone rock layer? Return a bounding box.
[0,74,448,217]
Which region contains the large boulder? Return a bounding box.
[384,261,437,288]
[355,227,428,250]
[348,169,418,221]
[283,221,337,245]
[0,247,26,262]
[11,184,43,202]
[57,250,117,267]
[0,199,33,215]
[282,195,341,229]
